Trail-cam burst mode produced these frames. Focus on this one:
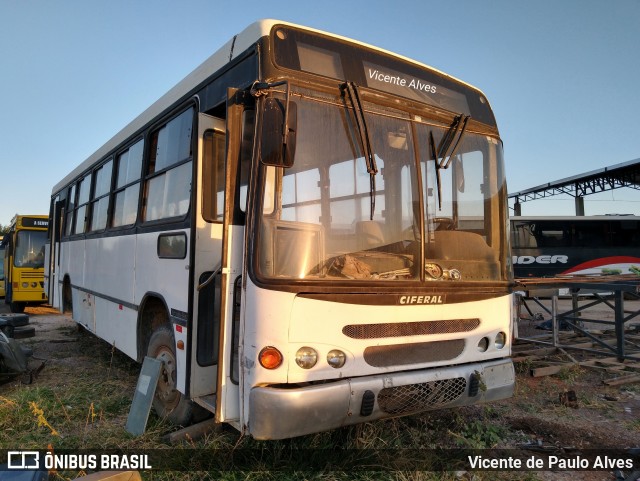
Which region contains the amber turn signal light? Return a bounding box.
[259,346,283,369]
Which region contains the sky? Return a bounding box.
[1,0,639,226]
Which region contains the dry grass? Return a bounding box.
[0,337,535,481]
[1,318,544,481]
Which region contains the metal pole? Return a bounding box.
[615,289,625,362]
[575,195,584,216]
[552,293,559,347]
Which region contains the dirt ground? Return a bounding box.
[511,294,640,481]
[2,296,640,481]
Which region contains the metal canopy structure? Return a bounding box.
[509,158,640,215]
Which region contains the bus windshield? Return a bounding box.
[257,90,507,283]
[14,230,47,268]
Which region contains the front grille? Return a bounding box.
[20,272,42,279]
[363,339,464,367]
[377,378,467,415]
[343,319,480,339]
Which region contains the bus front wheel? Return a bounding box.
[147,327,193,426]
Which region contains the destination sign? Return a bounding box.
[20,217,49,229]
[363,61,470,114]
[367,66,436,93]
[271,25,496,126]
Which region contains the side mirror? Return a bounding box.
[260,98,297,167]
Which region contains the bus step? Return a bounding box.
[193,395,217,414]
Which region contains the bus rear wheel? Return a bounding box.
[147,327,193,426]
[10,302,26,313]
[62,280,73,314]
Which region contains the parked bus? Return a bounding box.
[45,20,514,439]
[0,243,5,298]
[511,215,640,278]
[2,215,49,312]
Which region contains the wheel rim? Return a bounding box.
[155,348,180,411]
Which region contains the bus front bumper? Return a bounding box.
[249,358,514,440]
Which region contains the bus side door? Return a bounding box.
[213,89,252,425]
[190,113,226,400]
[45,199,64,307]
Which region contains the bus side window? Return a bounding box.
[74,176,90,234]
[202,129,226,222]
[144,107,194,222]
[576,222,606,247]
[512,223,537,248]
[89,159,113,231]
[64,184,76,237]
[112,139,143,228]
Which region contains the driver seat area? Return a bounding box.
[356,221,385,250]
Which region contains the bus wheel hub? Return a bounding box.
[156,351,177,403]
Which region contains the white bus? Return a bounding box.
[45,20,514,440]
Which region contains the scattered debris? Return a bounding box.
[513,329,640,383]
[559,390,579,408]
[0,331,29,383]
[0,313,46,385]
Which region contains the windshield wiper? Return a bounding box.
[430,113,470,210]
[341,81,378,220]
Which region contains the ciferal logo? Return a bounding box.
[7,451,40,469]
[398,294,445,305]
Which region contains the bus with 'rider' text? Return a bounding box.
[511,215,640,278]
[3,215,49,312]
[45,20,514,439]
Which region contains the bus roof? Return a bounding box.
[9,214,49,230]
[11,214,48,223]
[52,19,486,195]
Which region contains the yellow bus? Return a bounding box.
[2,215,49,312]
[0,243,5,298]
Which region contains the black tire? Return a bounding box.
[9,302,25,313]
[0,313,30,327]
[62,281,73,314]
[147,327,193,426]
[12,326,36,339]
[0,326,14,337]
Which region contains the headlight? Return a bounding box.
[326,349,346,369]
[295,347,318,369]
[495,332,507,349]
[258,346,283,369]
[477,337,489,352]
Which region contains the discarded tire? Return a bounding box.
[0,313,30,327]
[12,326,36,339]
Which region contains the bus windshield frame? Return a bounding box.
[14,229,48,269]
[251,85,509,289]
